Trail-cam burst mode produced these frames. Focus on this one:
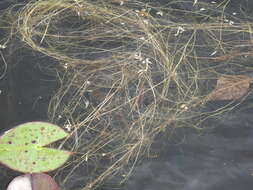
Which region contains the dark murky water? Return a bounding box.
[124,103,253,190]
[1,0,253,190]
[0,41,58,188]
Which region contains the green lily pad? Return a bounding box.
[0,122,72,173]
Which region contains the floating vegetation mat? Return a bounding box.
[1,0,253,189]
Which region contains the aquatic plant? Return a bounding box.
[1,0,253,189]
[0,121,71,173]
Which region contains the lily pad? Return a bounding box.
[0,122,72,173]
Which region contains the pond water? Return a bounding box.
[123,102,253,190]
[1,0,253,190]
[2,57,253,190]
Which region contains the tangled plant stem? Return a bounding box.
[1,0,253,189]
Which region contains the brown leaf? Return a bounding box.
[7,173,60,190]
[32,173,60,190]
[208,75,252,101]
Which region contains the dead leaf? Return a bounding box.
[32,173,60,190]
[7,173,60,190]
[208,75,252,101]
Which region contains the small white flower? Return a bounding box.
[200,8,206,11]
[138,59,150,76]
[210,50,217,56]
[85,154,88,161]
[143,19,149,25]
[0,44,7,49]
[84,100,89,108]
[137,69,146,75]
[156,11,163,16]
[64,124,72,132]
[63,63,69,69]
[224,18,234,25]
[174,26,185,36]
[134,51,143,61]
[229,20,234,25]
[180,104,188,111]
[143,58,152,65]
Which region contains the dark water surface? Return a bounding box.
[0,36,59,187]
[124,104,253,190]
[1,0,253,190]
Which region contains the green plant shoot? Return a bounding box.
[0,122,72,173]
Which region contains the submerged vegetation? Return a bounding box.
[1,0,253,189]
